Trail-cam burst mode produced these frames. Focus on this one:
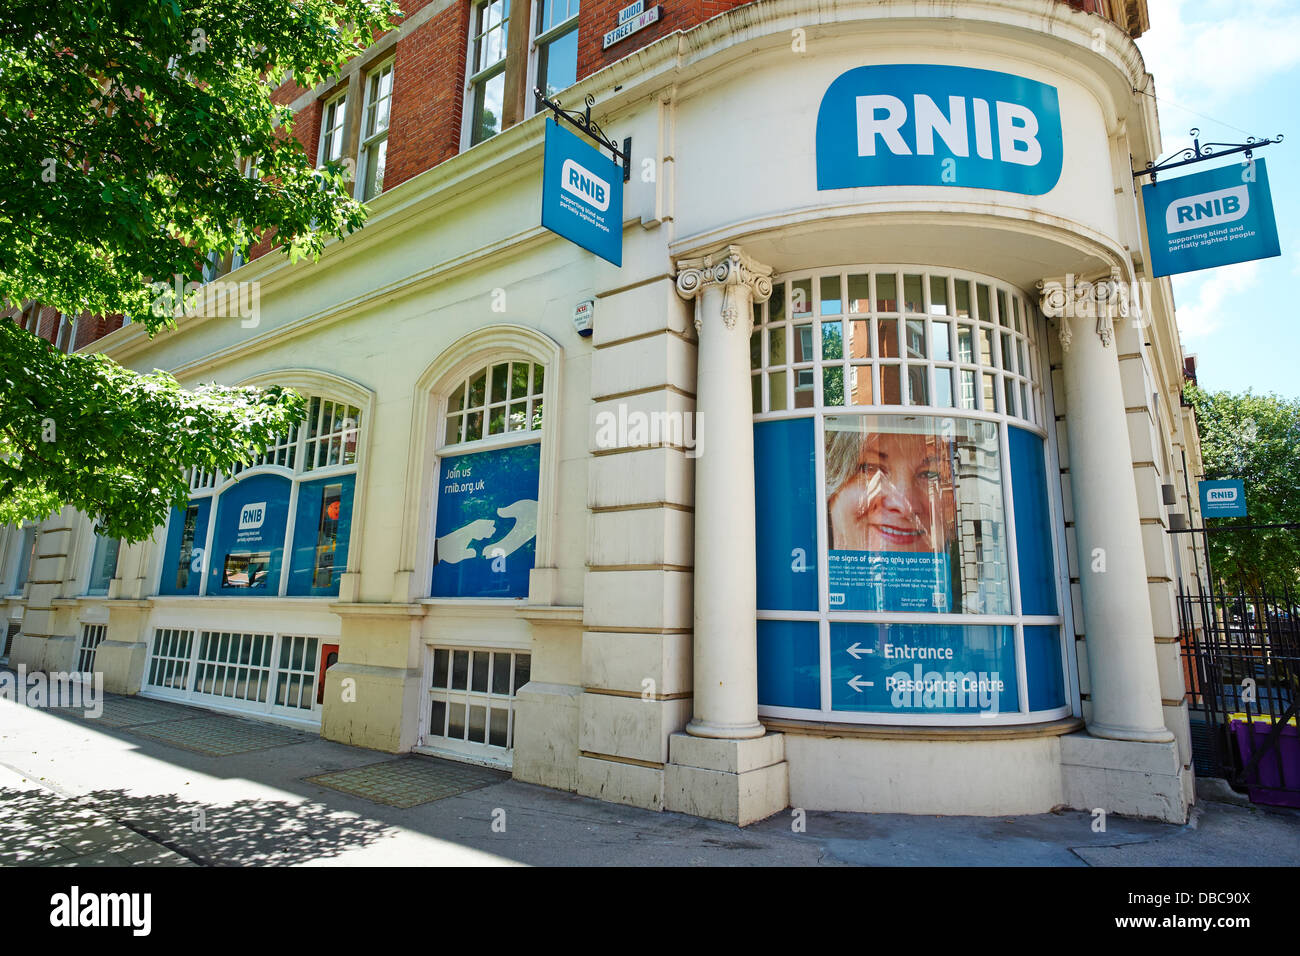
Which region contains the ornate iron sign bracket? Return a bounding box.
[534,88,632,183]
[1133,127,1284,183]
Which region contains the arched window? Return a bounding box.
[430,360,545,599]
[157,390,365,598]
[751,265,1071,726]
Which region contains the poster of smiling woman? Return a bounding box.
[824,415,1010,615]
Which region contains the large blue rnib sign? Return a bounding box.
[1142,159,1281,277]
[1200,479,1247,519]
[541,119,623,266]
[432,443,540,598]
[816,64,1064,195]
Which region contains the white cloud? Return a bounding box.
[1173,261,1261,339]
[1137,0,1300,114]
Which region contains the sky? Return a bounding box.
[1134,0,1299,398]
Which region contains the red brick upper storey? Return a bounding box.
[15,0,1146,353]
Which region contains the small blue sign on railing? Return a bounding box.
[1142,159,1281,277]
[1200,479,1247,519]
[541,118,623,266]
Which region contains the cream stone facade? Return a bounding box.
[2,0,1206,824]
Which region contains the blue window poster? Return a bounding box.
[287,475,356,596]
[431,442,540,598]
[754,418,819,611]
[1142,159,1281,278]
[158,497,211,596]
[824,414,1010,614]
[210,473,292,595]
[816,64,1064,196]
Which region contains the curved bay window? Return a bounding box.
[431,360,544,599]
[157,394,363,598]
[752,266,1071,725]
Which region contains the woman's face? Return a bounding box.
[829,430,956,552]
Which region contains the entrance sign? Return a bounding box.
[1142,159,1281,277]
[1200,479,1247,519]
[541,118,623,266]
[816,64,1064,195]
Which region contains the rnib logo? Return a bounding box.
[1166,185,1249,233]
[238,502,266,531]
[561,158,610,212]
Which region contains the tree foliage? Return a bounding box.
[1,0,400,324]
[0,0,400,541]
[0,319,306,541]
[1184,383,1300,591]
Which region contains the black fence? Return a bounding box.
[1179,583,1300,805]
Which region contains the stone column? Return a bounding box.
[665,245,788,825]
[1042,275,1171,743]
[675,245,771,739]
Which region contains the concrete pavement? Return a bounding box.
[2,683,1297,867]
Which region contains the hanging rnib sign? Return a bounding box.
[1142,159,1281,277]
[541,118,623,266]
[816,64,1064,195]
[1199,479,1247,519]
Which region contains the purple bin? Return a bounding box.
[1229,716,1300,809]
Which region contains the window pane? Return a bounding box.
[433,648,449,688]
[929,276,949,315]
[849,365,872,405]
[906,365,928,406]
[489,708,509,747]
[848,320,870,359]
[957,324,974,363]
[823,367,844,407]
[903,274,923,313]
[819,276,842,315]
[539,28,578,97]
[822,321,843,359]
[492,652,512,694]
[768,371,787,411]
[877,318,898,359]
[768,284,786,322]
[905,319,926,360]
[880,365,901,405]
[768,326,786,365]
[452,649,469,689]
[793,324,813,363]
[362,138,387,200]
[847,274,870,314]
[954,280,972,317]
[875,273,897,312]
[794,368,815,408]
[932,321,951,361]
[934,367,954,407]
[472,651,490,692]
[790,279,812,317]
[472,70,506,145]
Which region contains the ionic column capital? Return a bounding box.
[1037,269,1139,353]
[675,244,774,333]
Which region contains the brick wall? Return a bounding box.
[577,0,751,80]
[384,2,471,191]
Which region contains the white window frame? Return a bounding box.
[317,91,350,168]
[141,626,328,724]
[55,313,76,353]
[428,358,545,603]
[464,0,512,148]
[84,527,121,596]
[156,392,365,599]
[528,0,580,113]
[750,264,1078,728]
[416,644,531,768]
[355,59,395,202]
